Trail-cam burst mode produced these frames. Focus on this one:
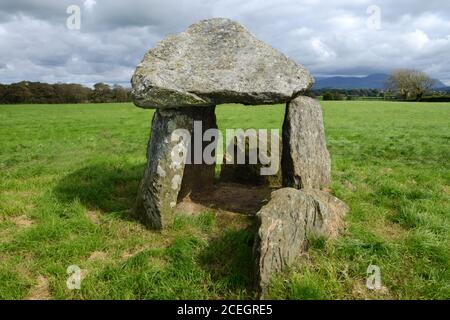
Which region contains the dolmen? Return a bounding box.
[130,18,349,297]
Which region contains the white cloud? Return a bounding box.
[0,0,449,85]
[405,29,430,50]
[83,0,97,12]
[311,38,337,61]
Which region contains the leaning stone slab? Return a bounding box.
[281,96,331,190]
[132,18,313,109]
[134,106,217,229]
[253,188,348,297]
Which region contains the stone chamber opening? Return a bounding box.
[175,103,284,217]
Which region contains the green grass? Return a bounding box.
[0,101,449,300]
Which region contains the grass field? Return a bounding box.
[0,101,449,300]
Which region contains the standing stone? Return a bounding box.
[281,96,331,190]
[134,106,217,229]
[253,188,348,296]
[131,18,314,109]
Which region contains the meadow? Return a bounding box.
[0,101,449,300]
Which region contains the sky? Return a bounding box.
[0,0,449,86]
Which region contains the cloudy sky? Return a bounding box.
[1,0,449,86]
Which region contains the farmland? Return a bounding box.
[0,101,449,299]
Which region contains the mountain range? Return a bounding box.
[313,73,448,90]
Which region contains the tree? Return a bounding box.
[409,70,436,100]
[323,92,333,101]
[386,69,411,100]
[2,82,33,104]
[0,84,5,101]
[386,69,436,101]
[0,81,130,104]
[322,91,344,101]
[55,83,91,103]
[112,85,130,102]
[91,83,112,103]
[332,92,344,100]
[29,82,56,103]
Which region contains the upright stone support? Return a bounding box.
[253,188,349,297]
[134,106,217,229]
[281,96,331,190]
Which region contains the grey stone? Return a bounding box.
[304,188,350,238]
[253,188,348,296]
[131,18,313,109]
[134,106,217,229]
[281,96,331,190]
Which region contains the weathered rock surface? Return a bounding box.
[304,188,350,238]
[132,18,314,109]
[253,188,348,296]
[220,131,282,187]
[134,106,217,229]
[281,96,331,190]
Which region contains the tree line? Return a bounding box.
[1,69,448,104]
[0,82,131,104]
[316,69,450,102]
[313,88,383,101]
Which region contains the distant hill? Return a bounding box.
[436,86,450,92]
[313,73,447,90]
